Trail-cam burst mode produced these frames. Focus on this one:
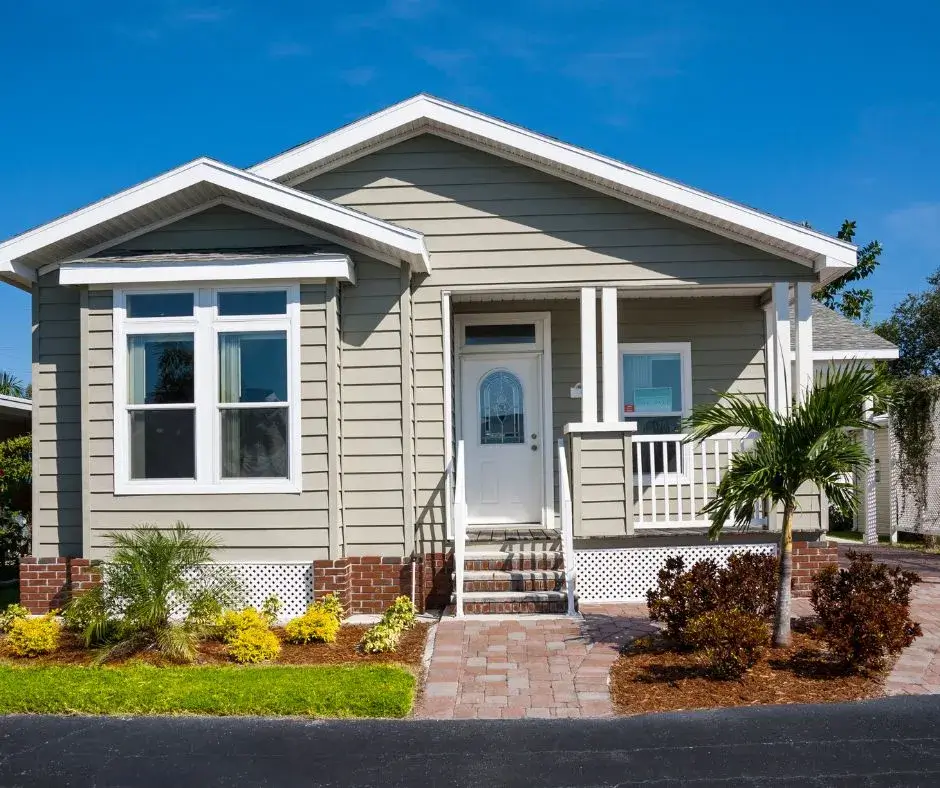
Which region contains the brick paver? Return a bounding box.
[416,606,654,719]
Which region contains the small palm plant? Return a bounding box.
[687,364,890,647]
[77,523,242,663]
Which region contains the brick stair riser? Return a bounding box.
[463,599,570,614]
[464,555,564,572]
[463,578,565,593]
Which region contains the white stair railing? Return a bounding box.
[453,440,467,617]
[557,438,577,616]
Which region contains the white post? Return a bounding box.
[601,287,619,423]
[580,287,598,423]
[771,282,791,415]
[794,282,813,405]
[863,397,878,546]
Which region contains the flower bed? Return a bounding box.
[610,622,883,716]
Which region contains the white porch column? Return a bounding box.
[601,287,619,423]
[770,282,792,415]
[580,287,598,423]
[863,396,878,545]
[793,282,813,404]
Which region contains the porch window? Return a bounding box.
[114,285,301,495]
[619,342,692,476]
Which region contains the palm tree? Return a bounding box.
[687,364,890,647]
[0,371,29,398]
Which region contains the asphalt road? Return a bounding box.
[0,696,939,786]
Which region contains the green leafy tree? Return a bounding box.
[814,220,883,322]
[0,372,29,399]
[875,268,940,378]
[687,365,890,647]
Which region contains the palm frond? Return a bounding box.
[687,393,779,443]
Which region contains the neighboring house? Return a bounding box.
[0,95,897,615]
[0,394,31,442]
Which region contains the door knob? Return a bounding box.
[531,444,538,451]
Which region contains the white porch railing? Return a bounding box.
[453,440,467,617]
[633,432,766,529]
[557,438,577,616]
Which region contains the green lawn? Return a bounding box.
[0,663,416,717]
[828,530,936,552]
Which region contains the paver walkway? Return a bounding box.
[416,605,653,719]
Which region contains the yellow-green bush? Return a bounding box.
[0,603,29,633]
[6,614,60,657]
[382,596,417,631]
[359,621,401,654]
[284,608,340,644]
[215,607,269,643]
[310,593,344,622]
[226,626,281,664]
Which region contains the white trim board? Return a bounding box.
[250,94,856,277]
[59,254,355,287]
[0,158,430,286]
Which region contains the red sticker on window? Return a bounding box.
[624,404,635,413]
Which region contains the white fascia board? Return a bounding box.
[797,349,900,361]
[0,394,32,413]
[58,254,355,287]
[251,94,856,268]
[0,158,430,275]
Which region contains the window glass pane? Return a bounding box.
[465,324,536,345]
[479,370,524,445]
[128,334,194,405]
[130,410,195,479]
[221,408,289,478]
[218,290,287,316]
[622,352,682,415]
[219,331,287,403]
[126,293,193,319]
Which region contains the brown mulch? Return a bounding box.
[0,624,429,670]
[610,623,884,716]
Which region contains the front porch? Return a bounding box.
[445,282,842,614]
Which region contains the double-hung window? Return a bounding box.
[114,286,301,494]
[619,342,692,478]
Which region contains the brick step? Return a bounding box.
[465,526,561,552]
[455,570,566,593]
[462,551,565,571]
[454,591,571,615]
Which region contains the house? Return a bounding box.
[0,395,31,442]
[0,95,897,616]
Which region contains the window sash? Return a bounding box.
[113,285,301,495]
[618,342,692,429]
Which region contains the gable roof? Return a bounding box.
[251,94,857,282]
[0,158,431,288]
[799,302,898,360]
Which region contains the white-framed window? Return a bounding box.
[619,342,692,478]
[113,285,302,495]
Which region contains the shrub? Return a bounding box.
[284,608,340,644]
[0,603,28,633]
[811,551,922,672]
[382,596,417,630]
[261,595,283,626]
[215,607,270,643]
[310,593,344,622]
[686,609,768,679]
[721,552,778,618]
[89,524,244,663]
[187,591,224,629]
[226,626,281,664]
[646,556,722,645]
[7,614,60,657]
[647,552,778,646]
[359,621,401,654]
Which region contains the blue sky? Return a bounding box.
[1,0,938,383]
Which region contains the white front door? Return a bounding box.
[460,355,544,525]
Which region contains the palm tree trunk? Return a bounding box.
[772,502,794,648]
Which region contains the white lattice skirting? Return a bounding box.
[575,543,778,603]
[220,563,314,619]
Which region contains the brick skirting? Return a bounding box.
[19,557,101,614]
[791,540,840,598]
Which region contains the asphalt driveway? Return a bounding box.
[1,696,939,786]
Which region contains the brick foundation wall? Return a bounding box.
[19,557,102,614]
[791,540,839,598]
[313,552,454,615]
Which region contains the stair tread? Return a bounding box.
[457,591,569,601]
[463,549,564,557]
[459,570,566,580]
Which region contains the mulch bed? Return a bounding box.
[610,621,884,716]
[0,624,429,670]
